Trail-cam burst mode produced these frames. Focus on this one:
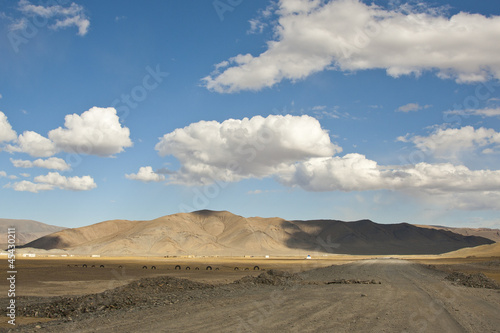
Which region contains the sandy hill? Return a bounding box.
[440,242,500,258]
[415,225,500,243]
[0,218,66,249]
[22,210,493,256]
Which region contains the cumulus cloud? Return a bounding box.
[5,131,58,157]
[155,114,340,185]
[5,172,95,192]
[48,107,132,157]
[125,166,165,183]
[0,171,6,178]
[146,114,500,210]
[10,157,71,171]
[13,0,90,36]
[278,154,385,191]
[34,172,96,191]
[396,103,431,113]
[277,153,500,197]
[203,0,500,93]
[4,107,131,157]
[10,158,32,168]
[407,126,500,160]
[6,180,54,193]
[0,111,17,143]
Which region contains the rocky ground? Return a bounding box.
[1,259,500,333]
[445,271,499,289]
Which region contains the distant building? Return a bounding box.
[306,255,311,259]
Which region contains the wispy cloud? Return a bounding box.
[396,103,431,113]
[10,0,90,36]
[247,189,281,195]
[445,107,500,118]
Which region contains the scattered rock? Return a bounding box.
[233,269,302,286]
[10,276,215,320]
[445,272,499,289]
[326,279,381,285]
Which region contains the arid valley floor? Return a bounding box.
[1,255,499,332]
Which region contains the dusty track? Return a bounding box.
[4,259,499,333]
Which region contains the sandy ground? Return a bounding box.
[1,257,499,332]
[3,257,358,297]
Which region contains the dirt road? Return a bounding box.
[5,259,500,332]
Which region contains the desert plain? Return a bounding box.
[1,211,500,332]
[1,252,499,333]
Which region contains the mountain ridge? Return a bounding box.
[0,218,66,248]
[20,210,494,256]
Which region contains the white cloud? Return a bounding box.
[0,93,3,99]
[48,107,132,157]
[5,172,96,192]
[14,0,90,36]
[247,189,280,195]
[126,166,165,183]
[278,154,386,191]
[20,173,30,178]
[396,103,431,112]
[0,171,6,178]
[6,180,54,193]
[155,114,340,185]
[408,126,500,160]
[10,158,32,168]
[247,189,263,195]
[10,157,70,171]
[3,107,131,157]
[442,192,500,211]
[34,157,70,170]
[445,107,500,118]
[0,111,17,143]
[34,172,96,191]
[52,15,90,36]
[8,18,27,31]
[203,0,500,93]
[248,18,267,34]
[5,131,58,157]
[277,153,500,198]
[393,163,500,193]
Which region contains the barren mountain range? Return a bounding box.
[416,224,500,242]
[0,218,66,249]
[19,210,494,256]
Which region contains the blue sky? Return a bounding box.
[1,0,500,229]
